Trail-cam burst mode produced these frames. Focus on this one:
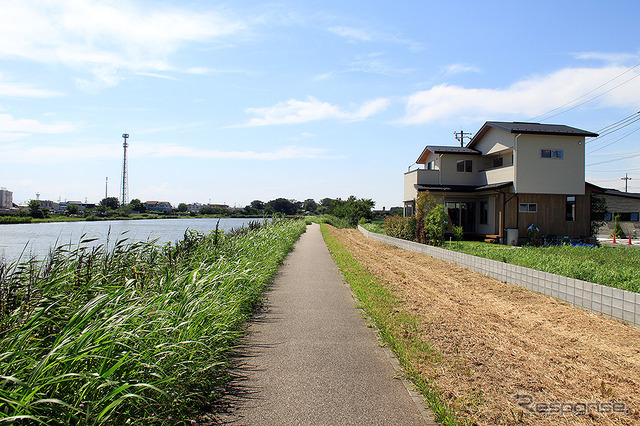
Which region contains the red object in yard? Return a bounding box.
[629,236,633,245]
[613,235,616,244]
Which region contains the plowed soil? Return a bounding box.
[329,227,640,426]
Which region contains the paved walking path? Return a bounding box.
[216,224,436,425]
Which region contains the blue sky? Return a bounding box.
[2,0,640,208]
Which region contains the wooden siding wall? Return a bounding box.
[503,193,591,238]
[603,194,640,213]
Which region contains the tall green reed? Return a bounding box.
[0,219,305,425]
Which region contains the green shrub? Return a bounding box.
[384,216,415,240]
[612,214,625,238]
[452,225,464,242]
[424,205,448,246]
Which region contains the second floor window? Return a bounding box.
[427,160,435,170]
[457,159,472,173]
[492,157,503,168]
[541,149,563,159]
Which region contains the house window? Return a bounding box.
[492,157,503,168]
[518,203,537,213]
[541,149,563,159]
[427,160,435,170]
[404,205,413,217]
[566,196,576,221]
[479,201,488,224]
[615,212,640,222]
[457,159,472,173]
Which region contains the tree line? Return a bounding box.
[20,196,379,226]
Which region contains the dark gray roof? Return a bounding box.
[601,188,640,200]
[425,146,481,154]
[416,145,480,163]
[487,121,597,137]
[586,182,640,199]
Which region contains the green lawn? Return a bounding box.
[449,241,639,293]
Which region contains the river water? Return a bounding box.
[0,218,263,263]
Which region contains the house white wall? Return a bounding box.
[439,155,486,186]
[514,134,585,195]
[472,127,514,154]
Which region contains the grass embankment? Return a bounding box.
[448,241,640,293]
[321,224,466,426]
[0,219,306,425]
[362,222,640,293]
[305,214,352,229]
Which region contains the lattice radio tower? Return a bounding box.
[120,133,130,206]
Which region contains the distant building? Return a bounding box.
[145,201,173,213]
[55,201,87,214]
[208,203,229,209]
[187,202,204,213]
[0,187,12,209]
[594,186,640,237]
[38,200,59,214]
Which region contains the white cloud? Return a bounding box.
[138,144,337,160]
[240,96,389,126]
[399,66,640,124]
[0,73,62,98]
[0,0,247,87]
[444,63,481,75]
[327,24,422,51]
[348,53,415,76]
[0,141,338,163]
[328,26,373,42]
[0,113,78,140]
[573,51,640,64]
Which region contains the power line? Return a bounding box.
[586,166,640,172]
[595,110,640,134]
[587,125,640,154]
[587,112,640,144]
[541,72,640,121]
[586,151,640,166]
[530,61,640,122]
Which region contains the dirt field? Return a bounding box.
[329,227,640,426]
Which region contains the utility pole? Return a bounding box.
[621,173,632,192]
[105,177,108,200]
[454,130,473,147]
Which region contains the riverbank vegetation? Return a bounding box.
[0,219,306,424]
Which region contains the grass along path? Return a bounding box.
[330,226,640,425]
[321,224,466,426]
[0,219,306,425]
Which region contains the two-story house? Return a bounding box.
[404,121,599,243]
[144,201,173,214]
